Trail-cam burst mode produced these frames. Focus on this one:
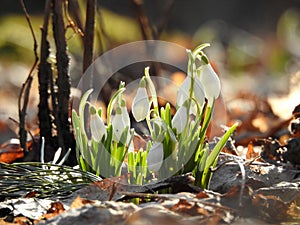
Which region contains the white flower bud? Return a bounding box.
[172,104,188,134]
[89,106,106,142]
[199,64,221,105]
[132,79,150,122]
[147,142,164,172]
[112,107,126,143]
[120,98,130,128]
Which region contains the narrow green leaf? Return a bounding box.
[165,103,171,126]
[198,145,209,173]
[79,89,93,134]
[106,86,126,124]
[128,152,136,178]
[201,122,238,188]
[205,123,237,169]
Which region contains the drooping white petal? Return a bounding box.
[90,113,106,142]
[193,76,205,107]
[112,108,126,143]
[89,105,106,142]
[121,99,130,128]
[172,105,188,134]
[147,142,164,172]
[199,64,221,105]
[176,76,190,107]
[132,87,150,122]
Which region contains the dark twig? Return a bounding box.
[156,0,175,37]
[66,0,84,41]
[18,0,39,154]
[108,183,117,201]
[130,0,155,40]
[130,0,167,79]
[82,0,96,73]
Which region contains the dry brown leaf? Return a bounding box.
[195,191,210,199]
[246,141,260,160]
[0,139,24,163]
[41,202,65,220]
[70,196,95,209]
[170,199,193,213]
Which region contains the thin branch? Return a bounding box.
[130,0,155,40]
[156,0,175,37]
[18,0,39,153]
[67,0,85,42]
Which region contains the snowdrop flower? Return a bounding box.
[89,105,106,142]
[132,78,150,122]
[120,98,130,128]
[112,106,127,143]
[199,63,221,105]
[147,142,164,172]
[172,103,188,134]
[176,75,205,108]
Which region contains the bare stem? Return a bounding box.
[18,0,39,153]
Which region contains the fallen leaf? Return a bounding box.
[0,139,24,163]
[70,196,95,209]
[41,202,66,220]
[246,141,260,160]
[195,191,210,199]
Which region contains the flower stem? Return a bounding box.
[107,82,125,125]
[144,67,159,117]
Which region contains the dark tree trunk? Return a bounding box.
[52,0,76,165]
[38,0,52,153]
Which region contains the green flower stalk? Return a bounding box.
[144,67,159,116]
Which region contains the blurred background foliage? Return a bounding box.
[0,0,299,81]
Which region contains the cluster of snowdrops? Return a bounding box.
[72,44,237,189]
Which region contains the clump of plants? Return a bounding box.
[72,44,237,189]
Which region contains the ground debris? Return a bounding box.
[2,151,300,224]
